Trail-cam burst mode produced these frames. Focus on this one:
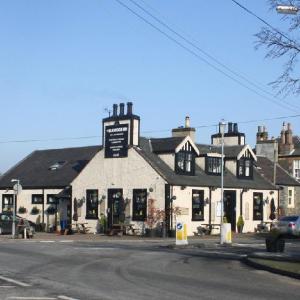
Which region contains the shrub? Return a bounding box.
[18,206,27,214]
[31,206,40,215]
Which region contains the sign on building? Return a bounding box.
[105,124,129,158]
[175,221,188,245]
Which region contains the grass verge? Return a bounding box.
[249,258,300,274]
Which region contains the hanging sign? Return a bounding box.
[176,221,188,245]
[105,124,129,158]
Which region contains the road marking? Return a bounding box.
[0,285,15,288]
[39,241,55,243]
[59,240,74,243]
[0,275,31,287]
[7,297,56,300]
[58,296,80,300]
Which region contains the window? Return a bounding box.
[132,189,147,221]
[86,189,98,219]
[237,158,253,178]
[175,151,195,175]
[32,194,43,205]
[294,160,300,180]
[253,193,263,221]
[2,194,14,212]
[206,157,221,175]
[48,161,66,171]
[47,194,57,205]
[192,190,204,221]
[288,187,295,208]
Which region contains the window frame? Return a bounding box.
[293,160,300,180]
[175,150,195,176]
[288,187,295,208]
[253,192,263,221]
[237,158,253,179]
[132,189,147,221]
[32,194,44,205]
[205,156,222,175]
[86,189,99,220]
[47,194,58,205]
[2,194,14,212]
[192,190,205,221]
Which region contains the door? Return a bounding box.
[107,189,124,230]
[224,191,236,232]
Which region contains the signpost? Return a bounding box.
[105,124,129,158]
[12,179,22,239]
[175,221,188,245]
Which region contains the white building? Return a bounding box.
[0,103,278,236]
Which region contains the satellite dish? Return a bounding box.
[13,183,22,194]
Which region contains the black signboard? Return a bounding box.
[105,124,129,158]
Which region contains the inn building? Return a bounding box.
[0,103,279,235]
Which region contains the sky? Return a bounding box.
[0,0,299,174]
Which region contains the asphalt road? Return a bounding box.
[0,238,299,300]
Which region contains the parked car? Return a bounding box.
[274,215,300,238]
[0,212,35,238]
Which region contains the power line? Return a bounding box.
[113,0,298,112]
[230,0,299,46]
[128,0,300,111]
[1,113,299,144]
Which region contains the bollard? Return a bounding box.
[24,228,27,240]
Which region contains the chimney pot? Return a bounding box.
[113,104,118,117]
[233,123,238,133]
[119,103,125,116]
[127,102,133,115]
[185,116,190,128]
[228,122,233,133]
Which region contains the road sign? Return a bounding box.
[13,183,22,194]
[176,221,188,246]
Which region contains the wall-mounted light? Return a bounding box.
[204,198,209,205]
[180,186,186,190]
[269,191,274,195]
[171,196,177,201]
[264,197,269,205]
[242,188,249,193]
[149,187,154,193]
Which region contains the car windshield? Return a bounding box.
[279,216,299,222]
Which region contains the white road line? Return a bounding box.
[7,297,56,300]
[0,275,31,287]
[59,240,74,243]
[58,295,80,300]
[0,285,15,288]
[39,241,55,243]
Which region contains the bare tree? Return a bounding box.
[255,0,300,95]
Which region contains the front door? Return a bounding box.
[107,189,124,230]
[224,191,236,232]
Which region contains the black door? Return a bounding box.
[107,189,124,230]
[224,191,236,232]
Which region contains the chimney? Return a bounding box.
[280,122,286,145]
[119,103,125,116]
[113,104,118,117]
[127,102,133,115]
[256,125,268,142]
[228,122,233,133]
[172,116,196,142]
[285,123,293,145]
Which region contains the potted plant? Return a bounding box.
[18,206,27,214]
[31,206,40,215]
[46,206,56,215]
[237,215,244,233]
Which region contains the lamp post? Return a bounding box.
[276,5,299,14]
[11,179,22,239]
[219,120,226,245]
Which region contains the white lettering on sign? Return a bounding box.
[106,127,128,133]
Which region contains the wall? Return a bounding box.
[71,148,166,232]
[158,153,175,170]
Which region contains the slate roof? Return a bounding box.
[196,144,245,158]
[256,156,300,186]
[138,137,276,190]
[150,137,185,153]
[0,146,101,189]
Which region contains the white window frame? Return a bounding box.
[288,187,295,208]
[294,160,300,180]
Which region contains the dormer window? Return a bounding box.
[205,157,222,175]
[237,158,253,178]
[175,151,195,175]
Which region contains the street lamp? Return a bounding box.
[11,179,22,238]
[276,5,299,14]
[219,120,226,245]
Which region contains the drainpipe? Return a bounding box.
[209,187,212,228]
[42,189,45,226]
[240,189,244,216]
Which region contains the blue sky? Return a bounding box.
[0,0,299,173]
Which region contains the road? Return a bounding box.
[0,237,299,300]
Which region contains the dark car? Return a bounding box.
[0,212,35,238]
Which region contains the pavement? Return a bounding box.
[1,232,300,279]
